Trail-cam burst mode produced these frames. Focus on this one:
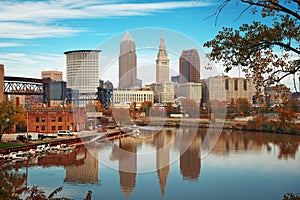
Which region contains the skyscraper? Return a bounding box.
[179,49,200,83]
[156,32,169,83]
[64,50,100,93]
[119,31,137,88]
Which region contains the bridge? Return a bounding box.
[66,88,113,109]
[3,76,51,107]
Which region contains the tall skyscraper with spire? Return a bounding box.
[119,31,137,88]
[156,32,169,84]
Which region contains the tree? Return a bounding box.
[236,98,252,115]
[111,107,131,126]
[204,0,300,94]
[181,98,199,118]
[139,100,153,116]
[129,101,139,121]
[0,101,26,140]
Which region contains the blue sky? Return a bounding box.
[0,0,296,87]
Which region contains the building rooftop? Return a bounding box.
[64,50,101,54]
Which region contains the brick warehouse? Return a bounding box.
[27,106,86,133]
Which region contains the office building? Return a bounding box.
[64,50,100,93]
[158,82,175,103]
[119,31,137,88]
[179,82,202,103]
[179,49,200,83]
[204,76,254,103]
[41,70,63,82]
[113,88,154,108]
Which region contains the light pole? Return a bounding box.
[26,110,29,144]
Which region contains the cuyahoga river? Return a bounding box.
[1,128,300,200]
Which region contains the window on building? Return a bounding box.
[58,126,62,130]
[36,117,39,122]
[244,80,247,91]
[51,117,56,122]
[41,126,45,131]
[36,126,39,132]
[41,117,46,122]
[234,80,238,90]
[225,79,229,90]
[58,116,63,122]
[51,126,55,131]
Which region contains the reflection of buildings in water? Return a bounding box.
[154,130,173,200]
[212,132,264,155]
[37,145,86,167]
[64,147,98,184]
[212,131,300,160]
[111,137,137,198]
[179,129,201,181]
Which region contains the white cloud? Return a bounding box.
[0,42,24,48]
[0,1,211,23]
[0,53,65,79]
[0,22,84,39]
[0,0,212,39]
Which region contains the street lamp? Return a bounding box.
[26,111,28,144]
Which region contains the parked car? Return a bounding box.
[58,130,74,136]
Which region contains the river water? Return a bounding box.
[1,128,300,200]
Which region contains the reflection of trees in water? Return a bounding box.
[277,142,299,160]
[213,131,300,160]
[0,164,27,199]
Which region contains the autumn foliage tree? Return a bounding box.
[236,98,252,115]
[204,0,300,94]
[139,100,153,116]
[181,98,199,118]
[0,101,26,140]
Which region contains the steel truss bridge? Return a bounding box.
[4,76,51,107]
[66,88,113,109]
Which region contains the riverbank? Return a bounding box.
[135,116,300,135]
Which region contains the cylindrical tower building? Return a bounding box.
[64,50,101,93]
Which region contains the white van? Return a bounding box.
[58,130,73,136]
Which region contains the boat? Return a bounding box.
[28,149,36,156]
[4,152,28,161]
[35,145,44,154]
[58,144,75,152]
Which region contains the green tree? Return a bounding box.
[0,101,26,140]
[204,0,300,93]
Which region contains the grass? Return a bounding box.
[0,142,27,149]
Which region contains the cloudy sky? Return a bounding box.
[0,0,297,88]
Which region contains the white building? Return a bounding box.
[179,82,202,103]
[64,50,100,93]
[205,76,254,103]
[113,88,154,108]
[158,82,175,103]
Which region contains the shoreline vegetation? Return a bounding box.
[134,116,300,135]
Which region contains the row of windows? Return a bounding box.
[225,79,248,91]
[36,125,69,131]
[36,116,68,122]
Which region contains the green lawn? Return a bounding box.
[0,142,26,149]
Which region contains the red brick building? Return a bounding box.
[27,106,86,133]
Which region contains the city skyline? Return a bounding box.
[0,0,298,90]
